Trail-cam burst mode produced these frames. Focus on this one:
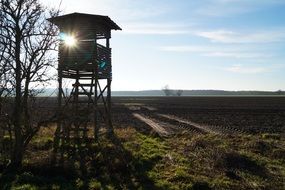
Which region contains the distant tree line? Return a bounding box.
[161,88,285,96]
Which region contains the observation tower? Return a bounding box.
[48,13,121,158]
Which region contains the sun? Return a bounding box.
[64,35,77,46]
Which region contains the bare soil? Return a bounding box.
[112,96,285,135]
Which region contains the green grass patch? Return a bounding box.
[1,127,285,190]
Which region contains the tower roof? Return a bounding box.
[48,12,122,31]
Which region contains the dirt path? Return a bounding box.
[126,104,157,111]
[132,113,171,136]
[141,106,157,111]
[158,114,240,135]
[127,105,241,136]
[158,114,220,134]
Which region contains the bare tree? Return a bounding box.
[162,85,172,96]
[0,22,12,109]
[0,8,13,161]
[0,0,58,169]
[176,90,183,96]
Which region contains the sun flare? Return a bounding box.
[64,35,76,46]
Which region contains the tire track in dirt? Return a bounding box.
[126,105,242,136]
[157,114,240,135]
[128,105,207,135]
[152,114,206,134]
[127,105,209,135]
[140,106,157,111]
[132,113,171,136]
[158,114,220,134]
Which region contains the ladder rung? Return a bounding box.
[71,92,93,96]
[70,100,93,103]
[72,83,95,87]
[78,78,94,80]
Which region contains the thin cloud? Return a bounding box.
[203,52,272,59]
[225,64,267,74]
[195,0,285,17]
[159,45,272,59]
[45,0,170,22]
[121,23,191,35]
[160,45,213,53]
[196,29,285,43]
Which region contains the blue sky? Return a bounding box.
[43,0,285,91]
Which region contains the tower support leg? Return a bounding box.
[94,71,99,141]
[52,67,63,164]
[107,78,113,136]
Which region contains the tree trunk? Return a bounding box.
[11,25,24,169]
[10,137,24,170]
[23,75,30,128]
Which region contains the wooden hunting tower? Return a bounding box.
[48,13,121,152]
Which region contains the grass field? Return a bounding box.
[0,96,284,190]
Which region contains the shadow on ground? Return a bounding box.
[0,132,162,190]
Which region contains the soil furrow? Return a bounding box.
[132,113,171,136]
[158,114,224,135]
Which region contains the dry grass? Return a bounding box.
[0,126,285,190]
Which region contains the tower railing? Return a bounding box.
[59,42,111,79]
